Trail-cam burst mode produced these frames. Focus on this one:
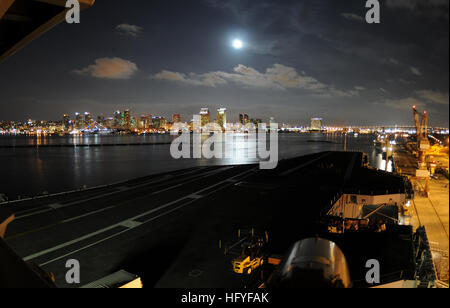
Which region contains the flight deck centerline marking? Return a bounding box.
[15,208,53,220]
[188,194,203,199]
[280,152,332,176]
[40,203,198,266]
[61,206,116,224]
[5,223,60,241]
[49,203,64,210]
[0,167,201,208]
[148,167,234,196]
[35,176,172,210]
[7,206,116,240]
[5,206,114,241]
[23,167,256,263]
[119,220,142,229]
[10,167,234,240]
[14,167,226,220]
[38,167,256,267]
[37,167,257,267]
[8,206,120,241]
[12,168,208,217]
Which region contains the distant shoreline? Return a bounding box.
[0,142,173,148]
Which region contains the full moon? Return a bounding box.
[233,39,243,49]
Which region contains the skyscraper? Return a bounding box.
[140,115,149,129]
[113,110,122,128]
[311,118,323,131]
[200,108,210,127]
[123,109,131,129]
[239,114,250,125]
[172,114,182,123]
[75,112,83,129]
[84,112,93,128]
[97,115,106,126]
[63,114,70,131]
[217,108,227,130]
[160,117,167,129]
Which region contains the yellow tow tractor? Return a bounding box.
[232,229,268,275]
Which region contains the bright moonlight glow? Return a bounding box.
[233,39,243,49]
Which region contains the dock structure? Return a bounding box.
[393,140,449,287]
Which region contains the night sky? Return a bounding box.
[0,0,448,127]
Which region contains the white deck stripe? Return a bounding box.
[15,208,53,220]
[15,167,227,220]
[280,152,332,176]
[61,206,116,224]
[23,167,254,263]
[39,169,255,267]
[12,169,206,216]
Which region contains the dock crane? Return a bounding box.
[412,106,430,169]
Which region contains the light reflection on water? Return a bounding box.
[0,133,385,199]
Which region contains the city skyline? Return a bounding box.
[2,105,449,137]
[0,0,448,127]
[2,108,449,131]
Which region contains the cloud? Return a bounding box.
[73,57,138,79]
[410,66,422,76]
[116,24,143,37]
[153,70,227,87]
[416,90,449,105]
[151,64,358,97]
[386,0,449,10]
[382,90,449,111]
[384,97,425,110]
[386,0,449,19]
[341,13,364,22]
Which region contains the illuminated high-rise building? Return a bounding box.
[105,117,113,128]
[172,114,182,123]
[150,116,166,129]
[217,108,227,130]
[97,115,106,126]
[239,114,250,125]
[84,112,93,128]
[311,118,323,131]
[200,108,210,127]
[75,112,83,129]
[139,115,149,129]
[123,109,131,129]
[63,114,70,130]
[152,116,161,129]
[113,110,122,128]
[160,117,167,129]
[131,116,138,129]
